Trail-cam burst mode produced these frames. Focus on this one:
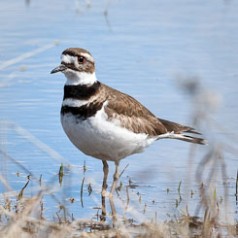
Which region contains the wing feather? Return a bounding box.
[101,84,167,136]
[98,83,205,145]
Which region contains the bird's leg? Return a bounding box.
[101,160,108,221]
[110,161,120,195]
[109,161,120,222]
[102,160,109,195]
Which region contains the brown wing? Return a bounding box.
[98,83,205,144]
[100,84,168,136]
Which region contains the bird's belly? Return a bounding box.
[61,110,156,162]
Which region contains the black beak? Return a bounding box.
[50,64,67,74]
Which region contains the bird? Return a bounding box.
[51,48,205,198]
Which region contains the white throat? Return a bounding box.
[64,71,97,86]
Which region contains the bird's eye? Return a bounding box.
[78,56,85,64]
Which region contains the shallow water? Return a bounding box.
[0,0,238,223]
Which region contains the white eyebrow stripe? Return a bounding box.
[61,53,94,65]
[80,52,94,63]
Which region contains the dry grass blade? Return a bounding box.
[2,121,68,164]
[0,42,58,71]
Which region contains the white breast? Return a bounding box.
[61,102,157,162]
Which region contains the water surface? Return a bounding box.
[0,0,238,222]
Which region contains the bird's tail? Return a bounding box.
[158,118,206,145]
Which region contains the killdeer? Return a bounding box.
[51,48,205,196]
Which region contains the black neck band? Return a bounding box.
[63,81,100,100]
